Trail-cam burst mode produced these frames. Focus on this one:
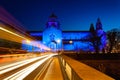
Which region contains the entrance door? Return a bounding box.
[49,42,57,52]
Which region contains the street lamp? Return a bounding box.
[69,40,73,44]
[56,39,60,43]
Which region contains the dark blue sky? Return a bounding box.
[0,0,120,31]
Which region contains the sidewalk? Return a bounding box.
[42,56,63,80]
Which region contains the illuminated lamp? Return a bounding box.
[26,40,30,44]
[56,39,60,43]
[69,40,73,44]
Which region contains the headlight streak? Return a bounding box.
[0,26,51,51]
[0,27,27,40]
[3,54,56,80]
[0,54,50,74]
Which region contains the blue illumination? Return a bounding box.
[42,14,62,52]
[97,29,107,51]
[62,32,90,40]
[23,14,107,52]
[43,26,62,51]
[22,40,46,52]
[30,33,42,36]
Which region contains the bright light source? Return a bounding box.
[26,40,30,44]
[69,40,73,44]
[56,39,60,43]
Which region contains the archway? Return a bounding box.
[48,41,57,52]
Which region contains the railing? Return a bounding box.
[59,55,115,80]
[59,55,82,80]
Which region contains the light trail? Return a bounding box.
[0,26,27,40]
[3,54,56,80]
[0,7,51,51]
[0,54,50,74]
[0,26,51,51]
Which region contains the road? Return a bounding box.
[0,53,56,80]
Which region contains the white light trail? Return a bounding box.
[0,54,50,74]
[3,54,56,80]
[0,26,51,51]
[0,26,27,40]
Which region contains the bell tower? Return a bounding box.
[46,13,60,29]
[96,18,103,30]
[43,13,62,52]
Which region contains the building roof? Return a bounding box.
[62,31,89,33]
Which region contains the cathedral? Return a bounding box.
[24,13,106,52]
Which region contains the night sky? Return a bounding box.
[0,0,120,31]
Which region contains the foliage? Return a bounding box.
[107,28,120,53]
[89,23,101,53]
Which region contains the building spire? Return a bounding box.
[89,23,95,33]
[49,13,57,18]
[96,18,103,30]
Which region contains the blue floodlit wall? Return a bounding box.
[62,32,91,51]
[22,40,43,52]
[96,29,107,51]
[24,30,106,52]
[62,32,90,39]
[43,26,62,51]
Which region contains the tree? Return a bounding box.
[89,23,102,53]
[107,32,116,53]
[88,18,107,53]
[107,28,120,53]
